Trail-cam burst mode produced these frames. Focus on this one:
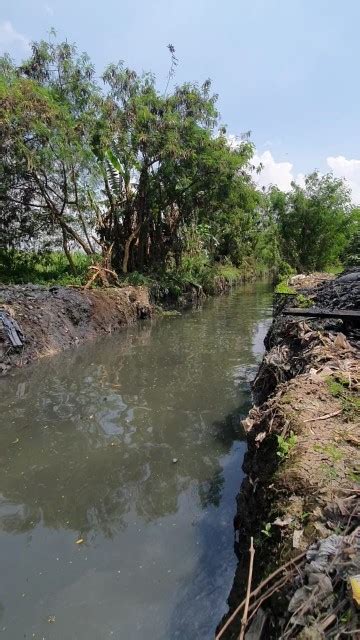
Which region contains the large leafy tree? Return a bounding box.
[271,172,352,272]
[0,39,100,269]
[342,207,360,266]
[96,66,256,273]
[0,35,265,277]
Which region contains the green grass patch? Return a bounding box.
[324,264,344,275]
[313,443,344,462]
[151,259,244,299]
[0,248,263,297]
[275,281,296,294]
[348,471,360,483]
[325,374,360,421]
[320,463,338,480]
[296,293,313,308]
[274,283,313,309]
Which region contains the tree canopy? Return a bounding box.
[0,35,358,283]
[270,172,353,272]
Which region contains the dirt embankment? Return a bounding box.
[0,284,152,375]
[218,271,360,640]
[0,275,237,375]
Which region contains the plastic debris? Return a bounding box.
[0,310,24,348]
[293,528,304,549]
[306,534,344,573]
[350,574,360,606]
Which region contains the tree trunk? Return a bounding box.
[122,224,141,273]
[62,228,76,275]
[60,219,95,256]
[133,166,150,271]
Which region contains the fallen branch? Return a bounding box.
[84,264,121,289]
[246,575,289,627]
[239,537,255,640]
[215,551,306,639]
[304,410,342,423]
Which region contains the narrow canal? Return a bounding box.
[0,283,272,639]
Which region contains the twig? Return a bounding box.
[239,537,255,640]
[319,612,337,631]
[303,410,342,423]
[84,271,99,289]
[215,551,306,639]
[246,575,289,626]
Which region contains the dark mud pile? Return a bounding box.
[0,284,152,374]
[218,272,360,640]
[312,269,360,311]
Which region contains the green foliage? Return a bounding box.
[325,264,344,275]
[274,281,296,294]
[296,294,313,308]
[215,263,242,283]
[0,33,356,286]
[348,471,360,483]
[343,233,360,266]
[270,173,353,272]
[276,432,297,459]
[261,522,272,538]
[0,250,92,285]
[0,42,100,260]
[0,34,277,283]
[276,260,296,283]
[122,271,153,287]
[326,375,348,397]
[342,208,360,266]
[325,374,360,421]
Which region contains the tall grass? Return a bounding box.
[0,250,94,285]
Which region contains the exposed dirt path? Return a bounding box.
[0,284,152,375]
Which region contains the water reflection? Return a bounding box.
[0,283,271,639]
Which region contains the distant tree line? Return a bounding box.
[0,35,358,284]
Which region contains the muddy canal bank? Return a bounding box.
[0,277,236,375]
[0,284,154,375]
[219,271,360,639]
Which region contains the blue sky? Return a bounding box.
[2,0,360,200]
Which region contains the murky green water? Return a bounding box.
[0,284,271,640]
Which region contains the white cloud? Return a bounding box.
[253,150,305,192]
[327,155,360,204]
[0,20,30,53]
[226,136,360,202]
[226,136,303,191]
[252,149,360,202]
